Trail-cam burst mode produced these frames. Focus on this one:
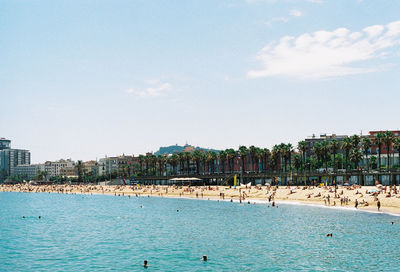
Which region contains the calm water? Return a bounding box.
[0,192,399,271]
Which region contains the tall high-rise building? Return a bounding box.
[0,138,31,179]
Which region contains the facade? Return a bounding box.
[60,167,77,178]
[98,157,119,175]
[0,138,11,150]
[14,164,45,180]
[0,138,31,181]
[304,134,348,157]
[84,160,98,174]
[0,148,31,176]
[44,159,75,177]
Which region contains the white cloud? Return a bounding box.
[126,80,172,98]
[248,20,400,79]
[290,9,302,17]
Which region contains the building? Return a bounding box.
[60,167,77,178]
[304,133,348,157]
[0,138,11,150]
[44,159,75,177]
[84,160,98,175]
[0,148,31,176]
[98,157,119,175]
[14,164,45,180]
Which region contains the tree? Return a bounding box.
[193,150,203,174]
[249,145,258,172]
[261,148,271,172]
[361,137,372,170]
[329,139,339,171]
[294,154,302,172]
[297,141,308,170]
[238,146,248,175]
[342,138,352,169]
[349,148,362,169]
[350,134,361,148]
[75,160,84,183]
[393,137,400,169]
[218,150,227,174]
[226,148,236,173]
[177,152,185,175]
[374,132,384,169]
[383,131,394,169]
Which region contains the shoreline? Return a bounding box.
[2,184,400,217]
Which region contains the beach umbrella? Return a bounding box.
[368,189,378,193]
[265,183,271,186]
[376,184,383,188]
[344,183,350,186]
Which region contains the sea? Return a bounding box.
[0,192,399,271]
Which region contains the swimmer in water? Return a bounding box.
[202,255,207,261]
[143,260,148,268]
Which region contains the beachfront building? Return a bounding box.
[44,159,75,177]
[60,166,77,178]
[0,138,11,150]
[14,164,45,180]
[0,148,31,176]
[84,160,98,175]
[98,157,119,175]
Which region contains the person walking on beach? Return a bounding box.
[377,200,381,211]
[355,199,358,209]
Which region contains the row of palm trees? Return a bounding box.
[136,131,400,177]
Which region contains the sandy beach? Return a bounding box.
[2,184,400,215]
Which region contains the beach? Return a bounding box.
[2,184,399,215]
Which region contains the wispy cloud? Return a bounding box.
[248,20,400,79]
[290,9,302,17]
[126,79,172,98]
[264,8,303,26]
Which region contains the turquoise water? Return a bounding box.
[0,192,399,271]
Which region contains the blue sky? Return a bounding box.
[1,0,400,163]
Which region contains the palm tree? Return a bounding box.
[177,152,185,175]
[349,148,362,169]
[168,154,178,175]
[329,139,339,171]
[350,134,361,148]
[349,148,363,185]
[297,141,308,170]
[75,160,84,183]
[218,150,227,174]
[260,148,271,172]
[238,146,248,175]
[183,152,192,174]
[138,155,144,175]
[249,145,258,172]
[361,137,372,170]
[394,137,400,169]
[383,131,394,169]
[312,142,322,169]
[374,132,384,169]
[207,151,217,174]
[294,154,302,172]
[272,145,282,172]
[226,149,236,173]
[342,138,352,170]
[286,143,294,171]
[193,150,202,174]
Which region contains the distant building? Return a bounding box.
[304,134,348,157]
[14,164,45,180]
[60,167,77,178]
[84,160,98,175]
[0,138,31,181]
[0,138,11,150]
[44,159,75,177]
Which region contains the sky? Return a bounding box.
[1,0,400,163]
